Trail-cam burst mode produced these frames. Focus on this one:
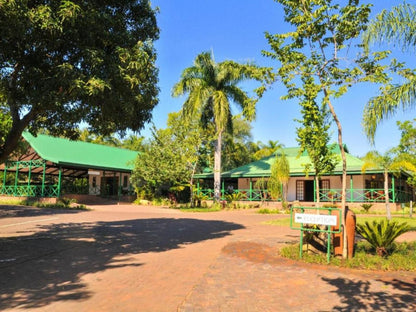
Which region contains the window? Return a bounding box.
[123,175,128,188]
[296,180,304,200]
[320,179,330,190]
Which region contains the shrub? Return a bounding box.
[360,203,373,213]
[356,219,412,257]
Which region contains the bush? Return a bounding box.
[356,219,412,257]
[360,203,373,213]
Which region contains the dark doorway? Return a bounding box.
[304,180,314,201]
[101,177,119,196]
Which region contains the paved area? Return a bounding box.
[0,204,415,311]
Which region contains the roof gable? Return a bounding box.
[22,132,138,171]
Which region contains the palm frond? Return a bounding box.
[362,2,416,52]
[363,77,416,142]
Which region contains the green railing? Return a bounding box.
[196,188,276,201]
[319,188,413,203]
[196,187,413,203]
[1,185,60,197]
[1,184,135,197]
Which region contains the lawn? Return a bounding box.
[265,215,416,229]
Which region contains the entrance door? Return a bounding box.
[101,176,119,196]
[304,180,314,202]
[296,180,315,201]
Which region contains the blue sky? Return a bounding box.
[144,0,414,157]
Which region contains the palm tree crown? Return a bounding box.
[172,51,273,202]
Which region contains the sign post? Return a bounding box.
[290,206,342,263]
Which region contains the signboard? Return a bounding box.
[88,170,100,176]
[294,213,337,226]
[290,206,342,263]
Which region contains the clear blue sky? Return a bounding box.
[144,0,414,157]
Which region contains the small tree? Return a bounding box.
[131,112,204,201]
[270,150,290,206]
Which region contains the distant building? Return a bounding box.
[0,132,138,199]
[195,145,414,204]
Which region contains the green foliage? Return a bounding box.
[225,192,243,203]
[264,0,391,227]
[362,2,416,142]
[360,203,373,213]
[361,149,416,219]
[0,0,159,162]
[356,219,412,257]
[280,241,416,271]
[269,150,290,201]
[258,208,282,214]
[173,51,273,201]
[131,112,204,200]
[252,140,284,160]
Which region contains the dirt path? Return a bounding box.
[1,204,415,311]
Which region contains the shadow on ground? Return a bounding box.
[322,276,416,311]
[0,205,83,219]
[0,218,244,310]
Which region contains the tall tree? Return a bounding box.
[172,52,273,202]
[296,70,337,207]
[0,0,159,163]
[362,2,416,142]
[264,0,388,258]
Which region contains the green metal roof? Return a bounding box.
[196,145,380,179]
[23,132,138,172]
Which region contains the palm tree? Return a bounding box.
[362,2,416,142]
[173,52,272,202]
[253,140,284,160]
[361,150,416,220]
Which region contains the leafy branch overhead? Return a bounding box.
[0,0,159,163]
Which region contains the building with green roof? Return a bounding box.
[195,146,414,204]
[0,132,138,198]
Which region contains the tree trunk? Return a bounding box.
[0,109,35,164]
[213,131,222,203]
[326,95,348,259]
[384,170,392,220]
[315,175,320,208]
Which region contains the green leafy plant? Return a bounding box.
[360,203,373,213]
[192,193,209,207]
[356,219,412,257]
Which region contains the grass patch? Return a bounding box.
[0,198,89,211]
[30,202,89,211]
[265,215,416,230]
[178,206,222,213]
[279,241,416,271]
[264,217,291,226]
[258,208,283,214]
